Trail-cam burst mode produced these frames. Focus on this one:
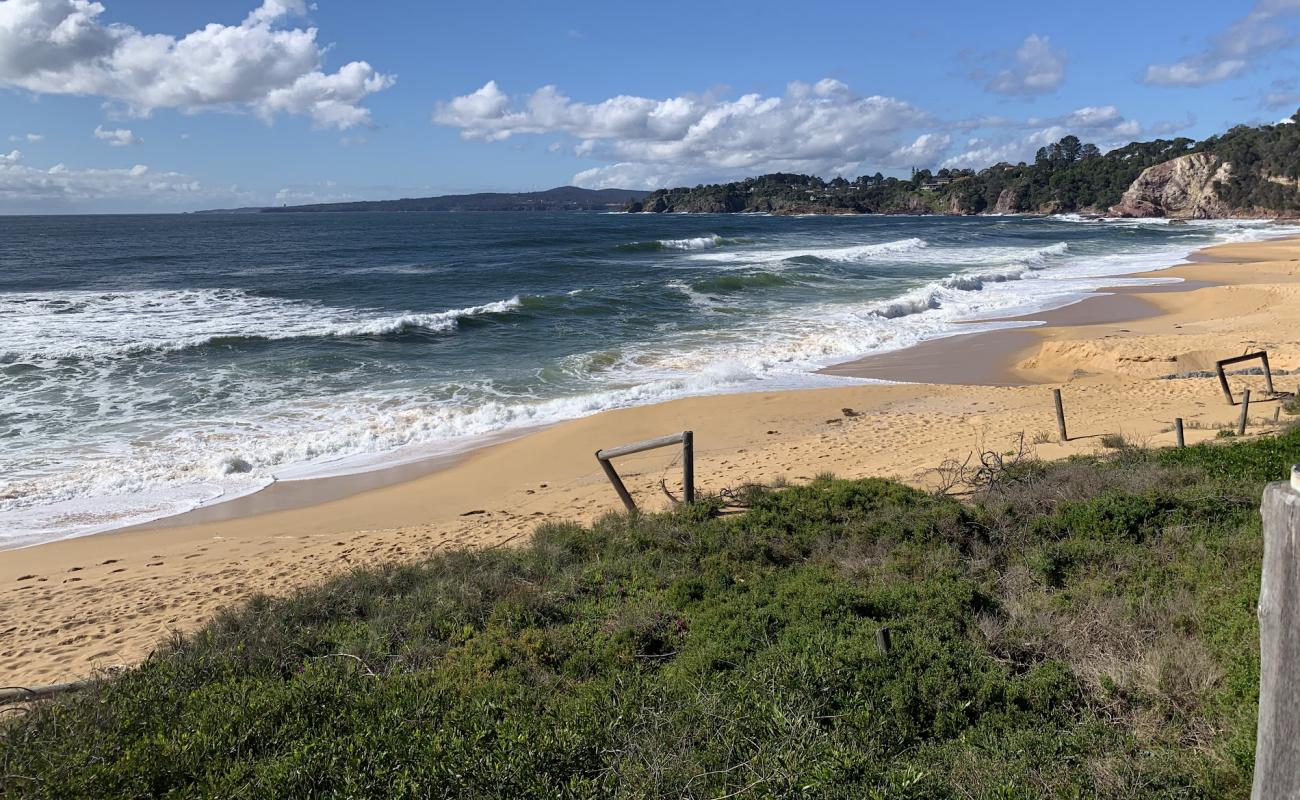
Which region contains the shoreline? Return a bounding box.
[2,235,1298,685]
[6,244,1233,546]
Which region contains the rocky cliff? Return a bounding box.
[1109,153,1233,219]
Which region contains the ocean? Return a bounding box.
[2,211,1297,547]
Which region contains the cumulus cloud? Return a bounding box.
[0,0,394,129]
[889,133,952,165]
[435,79,932,188]
[435,79,1188,186]
[93,124,140,146]
[0,149,205,210]
[977,34,1067,96]
[1144,0,1300,86]
[941,106,1148,168]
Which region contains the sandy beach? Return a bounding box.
[3,235,1298,687]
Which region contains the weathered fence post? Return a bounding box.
[681,430,695,505]
[1053,388,1068,442]
[1216,351,1274,404]
[595,431,696,513]
[1239,389,1251,436]
[596,454,637,512]
[1175,418,1185,448]
[1252,465,1300,799]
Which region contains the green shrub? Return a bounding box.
[5,429,1299,798]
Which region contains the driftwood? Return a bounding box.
[0,680,92,705]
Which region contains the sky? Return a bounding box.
[1,0,1298,213]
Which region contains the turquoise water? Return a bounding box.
[1,211,1295,545]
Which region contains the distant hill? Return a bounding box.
[195,186,647,214]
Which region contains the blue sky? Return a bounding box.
[1,0,1297,212]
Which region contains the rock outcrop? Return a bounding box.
[991,187,1020,215]
[1109,153,1233,218]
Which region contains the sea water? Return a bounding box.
[2,211,1296,546]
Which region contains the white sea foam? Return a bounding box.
[688,236,929,264]
[659,234,724,250]
[0,289,522,364]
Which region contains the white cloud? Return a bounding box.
[436,80,1184,187]
[890,133,952,165]
[0,150,205,210]
[980,34,1067,96]
[435,79,932,188]
[93,124,140,146]
[9,132,44,142]
[1144,0,1300,86]
[1263,78,1300,110]
[0,0,393,129]
[941,106,1149,168]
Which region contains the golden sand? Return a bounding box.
[3,236,1298,686]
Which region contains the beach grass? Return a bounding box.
[4,427,1298,798]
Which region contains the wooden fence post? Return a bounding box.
[1260,352,1275,395]
[1239,389,1251,436]
[1053,389,1068,442]
[595,431,696,513]
[596,454,637,512]
[1216,351,1273,404]
[1175,418,1185,448]
[681,430,695,505]
[1252,466,1300,799]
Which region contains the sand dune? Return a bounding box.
[2,237,1298,687]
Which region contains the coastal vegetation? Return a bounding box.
[630,110,1300,218]
[4,427,1297,798]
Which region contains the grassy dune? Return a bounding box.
[4,428,1299,799]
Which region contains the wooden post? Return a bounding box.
[1239,389,1251,436]
[595,431,696,513]
[1053,389,1068,442]
[1216,351,1272,404]
[681,430,695,505]
[596,453,637,512]
[1218,363,1235,404]
[1252,466,1300,799]
[876,626,892,654]
[1175,418,1185,448]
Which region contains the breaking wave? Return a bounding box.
[0,289,523,364]
[618,234,728,252]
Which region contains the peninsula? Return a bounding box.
[197,185,646,214]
